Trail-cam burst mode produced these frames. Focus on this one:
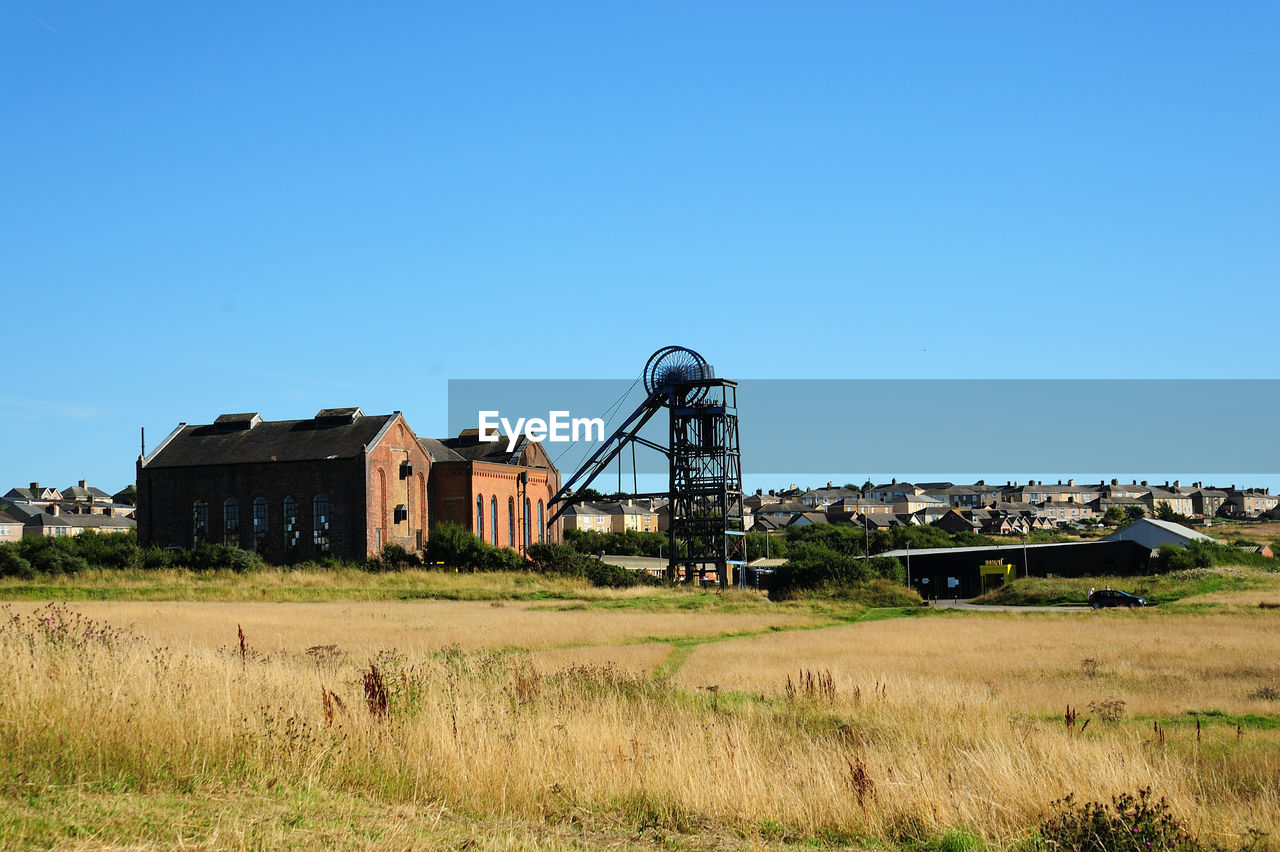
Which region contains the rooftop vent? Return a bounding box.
[214,413,262,431]
[315,408,363,425]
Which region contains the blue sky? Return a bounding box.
[3,2,1277,494]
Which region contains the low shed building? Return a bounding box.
[881,540,1152,599]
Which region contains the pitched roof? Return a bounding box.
[64,514,136,530]
[60,484,113,501]
[415,436,464,463]
[143,413,397,468]
[435,431,533,464]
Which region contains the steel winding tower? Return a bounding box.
[546,346,747,587]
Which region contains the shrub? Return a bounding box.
[1036,787,1195,851]
[526,542,660,588]
[0,545,34,580]
[769,542,904,597]
[187,544,265,573]
[369,542,419,572]
[424,522,485,569]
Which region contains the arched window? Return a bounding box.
[378,469,388,550]
[538,499,545,543]
[523,497,531,551]
[490,496,498,546]
[223,498,239,547]
[192,499,208,548]
[252,497,268,552]
[476,494,485,541]
[508,497,515,548]
[283,496,299,556]
[313,495,330,553]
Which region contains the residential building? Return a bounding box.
[1223,488,1278,519]
[559,502,613,533]
[603,501,660,533]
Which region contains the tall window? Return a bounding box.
[313,495,330,553]
[252,497,268,552]
[476,495,485,540]
[508,497,515,547]
[192,499,208,548]
[490,497,498,546]
[523,497,531,551]
[538,500,545,543]
[223,498,239,547]
[283,496,299,556]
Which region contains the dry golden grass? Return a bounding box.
[0,599,824,656]
[2,599,1279,850]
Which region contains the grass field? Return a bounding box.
[3,569,1280,850]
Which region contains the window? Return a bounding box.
[476,495,485,540]
[523,497,531,551]
[223,498,239,547]
[537,500,545,543]
[192,499,208,547]
[283,496,299,556]
[508,497,515,547]
[313,495,330,553]
[253,497,268,552]
[490,497,498,546]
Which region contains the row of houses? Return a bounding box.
[0,480,138,542]
[752,478,1280,525]
[559,500,662,534]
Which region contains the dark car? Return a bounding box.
[1089,589,1147,609]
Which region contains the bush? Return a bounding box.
[0,545,34,580]
[527,542,661,588]
[369,542,419,572]
[424,523,486,569]
[770,542,904,598]
[188,544,265,573]
[1036,787,1195,851]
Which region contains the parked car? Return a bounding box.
[1089,589,1147,609]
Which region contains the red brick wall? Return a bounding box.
[137,455,367,562]
[428,459,562,555]
[363,415,434,556]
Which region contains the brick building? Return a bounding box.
[137,409,434,562]
[425,429,562,556]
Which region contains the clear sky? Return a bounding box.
[3,2,1277,494]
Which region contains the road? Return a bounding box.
[929,599,1088,612]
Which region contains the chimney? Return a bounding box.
[1174,480,1180,489]
[78,479,87,488]
[1057,479,1062,485]
[1111,478,1118,486]
[1068,479,1075,486]
[1164,481,1169,488]
[891,477,897,485]
[49,504,59,516]
[1141,480,1148,487]
[826,481,834,489]
[30,482,39,492]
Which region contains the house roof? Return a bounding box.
[1102,518,1217,545]
[415,436,464,463]
[60,485,113,501]
[64,514,136,530]
[435,431,540,465]
[143,413,398,468]
[755,501,812,514]
[562,502,609,516]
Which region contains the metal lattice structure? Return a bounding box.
[547,346,747,588]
